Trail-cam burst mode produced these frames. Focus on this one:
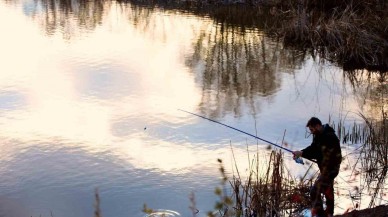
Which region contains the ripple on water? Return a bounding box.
[145,209,181,217]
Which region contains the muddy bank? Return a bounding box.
[334,205,388,217]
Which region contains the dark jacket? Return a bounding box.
[302,124,342,179]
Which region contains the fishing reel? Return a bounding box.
[294,157,304,165]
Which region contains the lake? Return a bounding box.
[0,0,385,216]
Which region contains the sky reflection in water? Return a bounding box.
[0,1,383,217]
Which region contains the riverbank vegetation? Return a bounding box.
[207,155,311,217]
[276,0,388,72]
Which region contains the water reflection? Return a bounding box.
[21,0,310,119]
[26,0,106,38]
[346,71,387,119]
[0,5,239,217]
[188,24,309,118]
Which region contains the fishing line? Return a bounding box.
[179,109,315,165]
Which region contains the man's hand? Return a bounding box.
[293,150,303,160]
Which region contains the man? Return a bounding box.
[293,117,342,217]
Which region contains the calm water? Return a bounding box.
[0,1,384,217]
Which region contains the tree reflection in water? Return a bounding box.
[11,0,385,124]
[17,0,310,118]
[187,23,308,118]
[25,0,106,39]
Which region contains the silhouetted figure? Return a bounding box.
[293,117,342,217]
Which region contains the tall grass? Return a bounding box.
[208,152,313,217]
[358,112,387,207]
[280,0,388,72]
[329,115,386,208]
[331,72,386,208]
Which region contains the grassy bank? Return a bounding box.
[277,0,388,72]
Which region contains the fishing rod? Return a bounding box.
[179,109,314,165]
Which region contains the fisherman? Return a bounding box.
[293,117,342,217]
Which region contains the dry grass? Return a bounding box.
[279,0,388,72]
[208,152,313,217]
[357,113,387,208]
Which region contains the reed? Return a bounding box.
[328,111,387,209]
[358,112,387,208]
[209,152,313,216]
[270,0,388,72]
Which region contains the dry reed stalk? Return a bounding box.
[281,0,388,72]
[358,112,387,207]
[334,106,387,208]
[221,149,311,217]
[94,188,101,217]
